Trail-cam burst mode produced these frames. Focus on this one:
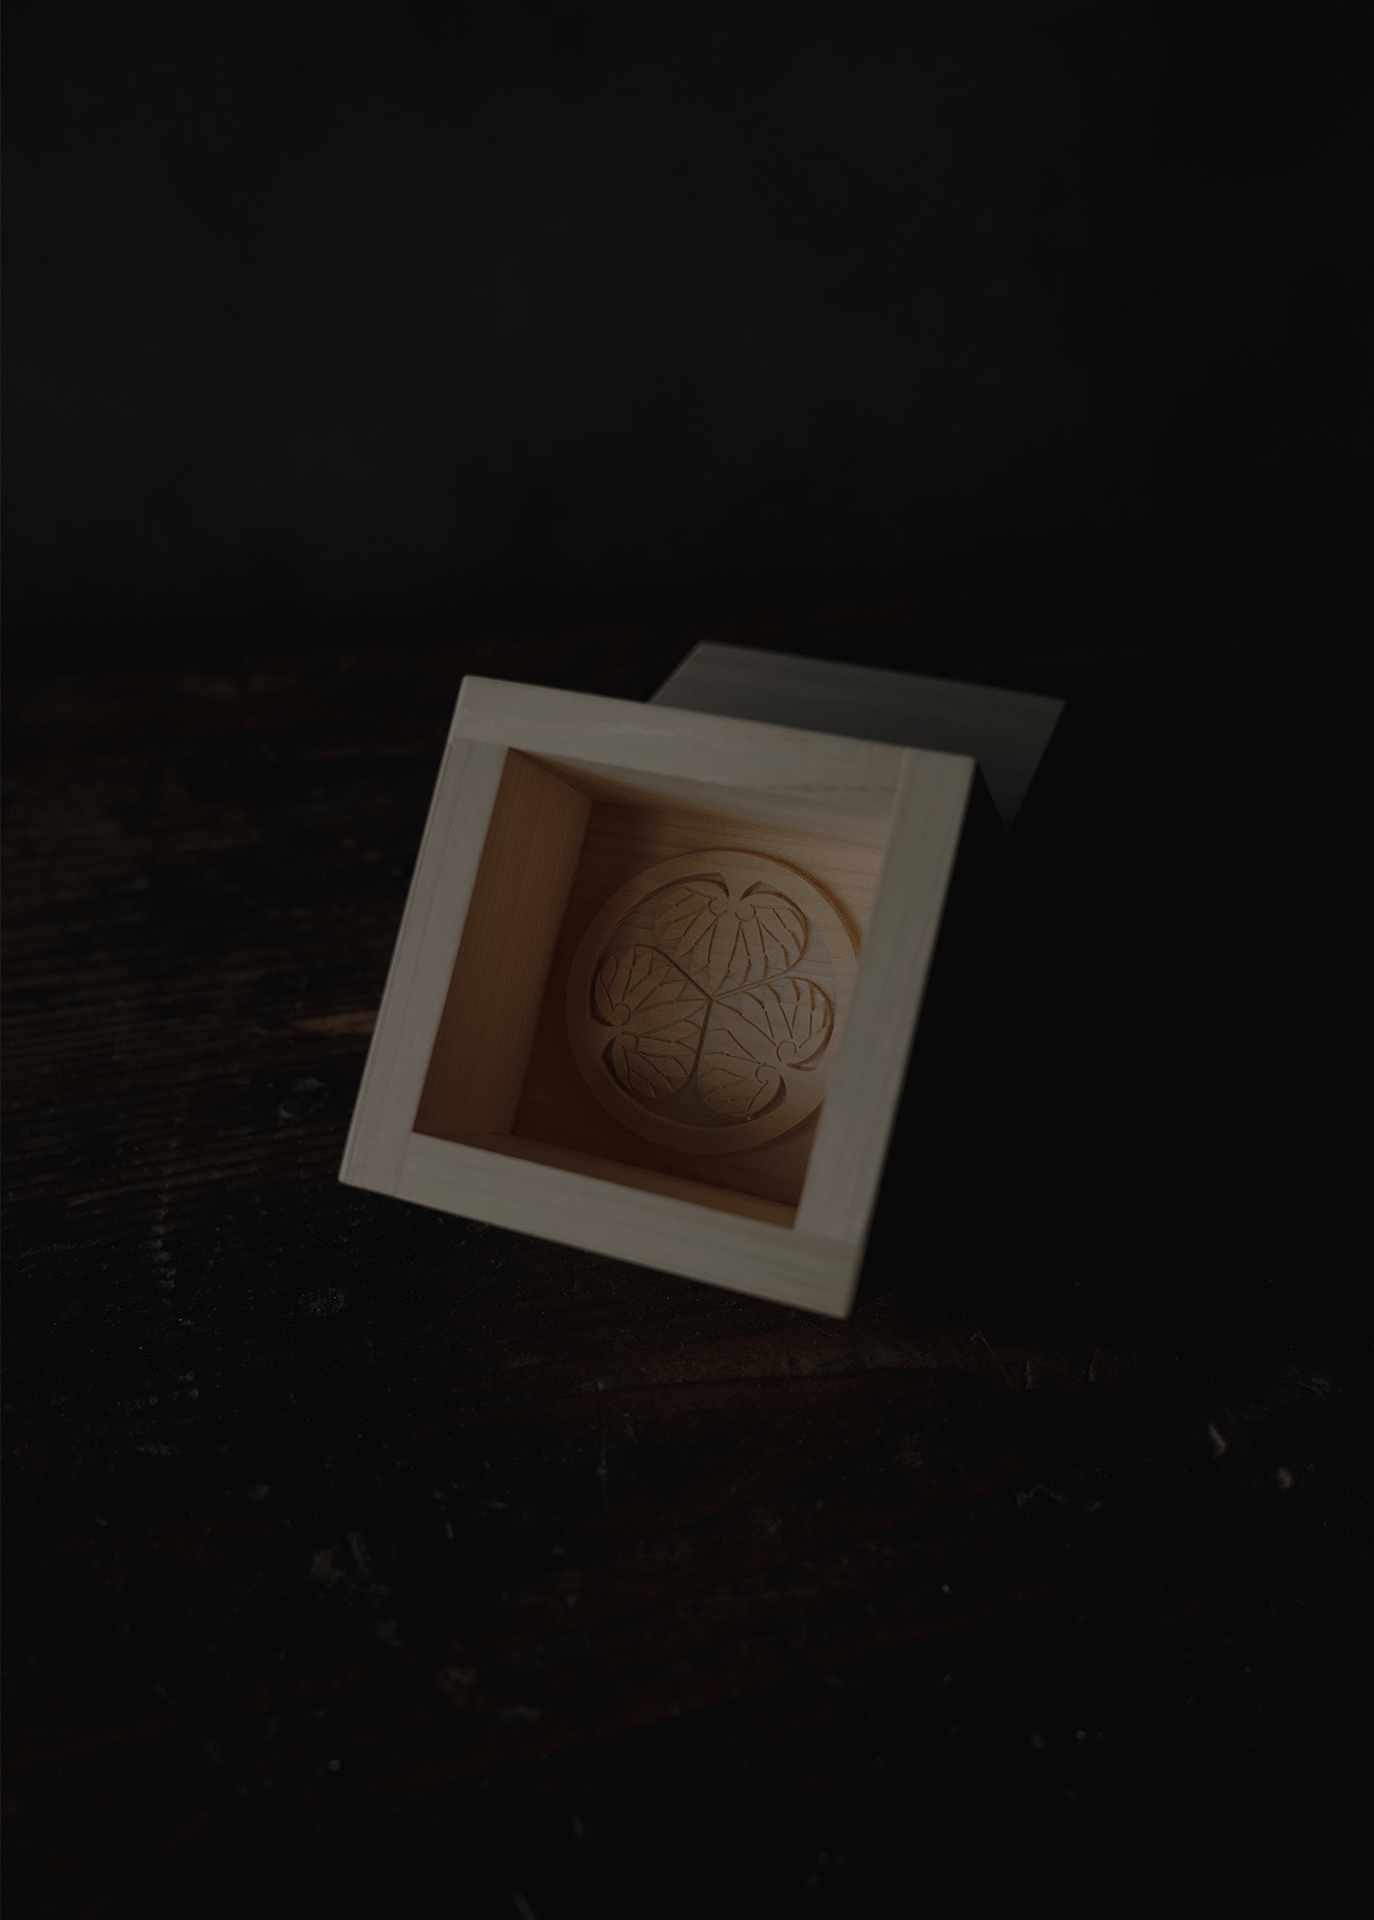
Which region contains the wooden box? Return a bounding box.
[339,674,1000,1317]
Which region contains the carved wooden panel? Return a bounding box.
[566,852,859,1155]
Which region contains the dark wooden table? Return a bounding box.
[3,595,1364,1917]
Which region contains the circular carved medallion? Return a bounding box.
[566,851,858,1154]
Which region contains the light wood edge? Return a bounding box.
[398,1132,856,1315]
[340,680,973,1320]
[413,753,591,1137]
[521,752,894,846]
[451,678,908,801]
[796,748,976,1255]
[441,1132,796,1226]
[339,734,509,1195]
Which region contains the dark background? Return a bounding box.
[2,0,1368,668]
[2,4,1368,1917]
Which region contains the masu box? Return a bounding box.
[339,650,1061,1318]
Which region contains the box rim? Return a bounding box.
[340,678,976,1314]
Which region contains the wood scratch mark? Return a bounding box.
[980,1332,1015,1389]
[947,1288,1016,1390]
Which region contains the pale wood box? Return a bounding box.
[339,657,1060,1318]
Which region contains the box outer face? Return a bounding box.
[339,678,975,1314]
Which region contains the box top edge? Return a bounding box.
[450,675,979,775]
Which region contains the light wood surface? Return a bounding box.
[452,678,908,817]
[651,642,1062,828]
[398,1132,855,1314]
[796,748,975,1247]
[522,751,894,846]
[413,752,589,1138]
[339,736,508,1196]
[340,676,977,1316]
[441,1131,796,1227]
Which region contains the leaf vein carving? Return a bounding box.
[589,873,833,1126]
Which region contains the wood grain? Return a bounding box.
[413,752,590,1138]
[339,736,509,1195]
[1,624,1359,1917]
[399,1133,852,1312]
[799,748,975,1248]
[342,677,971,1311]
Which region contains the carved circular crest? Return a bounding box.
[566,851,858,1154]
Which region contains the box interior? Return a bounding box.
[412,749,893,1223]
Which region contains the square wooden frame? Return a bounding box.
[339,678,976,1318]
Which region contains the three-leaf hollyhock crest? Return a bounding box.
[594,877,835,1121]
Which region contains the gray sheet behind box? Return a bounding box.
[650,643,1063,828]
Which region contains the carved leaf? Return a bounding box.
[655,881,806,994]
[697,979,833,1116]
[696,1048,781,1118]
[594,946,707,1102]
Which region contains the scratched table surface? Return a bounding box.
[2,595,1364,1917]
